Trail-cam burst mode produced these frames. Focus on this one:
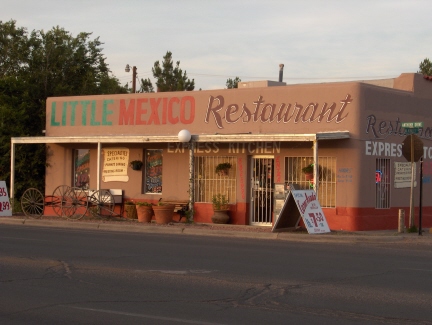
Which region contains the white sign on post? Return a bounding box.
[0,181,12,216]
[292,190,330,234]
[394,162,416,188]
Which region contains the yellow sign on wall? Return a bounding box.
[102,148,129,182]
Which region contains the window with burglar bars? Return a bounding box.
[284,156,337,208]
[194,156,237,203]
[375,158,390,209]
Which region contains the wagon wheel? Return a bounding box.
[50,185,71,217]
[21,188,44,218]
[88,189,114,218]
[61,187,88,220]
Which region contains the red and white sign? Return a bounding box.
[0,181,12,217]
[292,190,330,234]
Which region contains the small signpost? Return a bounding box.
[401,122,424,234]
[401,122,423,129]
[394,162,416,188]
[401,133,424,162]
[401,122,423,135]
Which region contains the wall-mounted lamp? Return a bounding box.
[178,129,194,221]
[125,64,137,93]
[178,129,192,143]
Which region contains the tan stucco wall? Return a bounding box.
[42,73,432,228]
[46,82,358,137]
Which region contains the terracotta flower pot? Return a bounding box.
[153,204,175,224]
[211,209,230,224]
[124,204,138,219]
[136,205,154,223]
[304,172,313,181]
[218,169,228,177]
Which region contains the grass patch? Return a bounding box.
[407,225,418,233]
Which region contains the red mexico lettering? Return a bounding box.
[119,96,195,125]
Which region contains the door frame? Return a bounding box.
[249,155,274,226]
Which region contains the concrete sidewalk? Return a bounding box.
[1,216,431,244]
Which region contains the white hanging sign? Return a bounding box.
[0,181,12,217]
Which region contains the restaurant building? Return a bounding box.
[10,72,432,230]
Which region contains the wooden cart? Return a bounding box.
[20,186,122,220]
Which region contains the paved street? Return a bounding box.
[1,216,432,244]
[1,219,432,324]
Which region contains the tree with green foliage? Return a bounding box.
[0,20,127,201]
[418,58,432,76]
[226,77,241,89]
[139,78,155,93]
[139,51,194,92]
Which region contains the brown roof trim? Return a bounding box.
[11,131,350,145]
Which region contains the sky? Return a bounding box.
[3,0,432,90]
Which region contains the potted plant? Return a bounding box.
[153,202,175,224]
[124,200,138,219]
[136,201,154,223]
[302,164,314,181]
[215,162,232,176]
[211,193,230,224]
[130,160,143,171]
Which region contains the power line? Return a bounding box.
[186,72,397,80]
[114,69,398,83]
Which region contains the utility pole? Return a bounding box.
[132,66,137,93]
[125,64,137,93]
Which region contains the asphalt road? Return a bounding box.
[1,224,432,325]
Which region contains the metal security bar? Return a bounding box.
[285,156,337,208]
[376,158,391,209]
[250,157,274,225]
[194,156,237,203]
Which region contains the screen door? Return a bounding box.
[250,156,274,226]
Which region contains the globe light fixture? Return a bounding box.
[178,129,191,142]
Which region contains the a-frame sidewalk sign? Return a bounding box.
[0,181,12,217]
[272,183,330,234]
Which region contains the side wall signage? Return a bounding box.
[365,115,432,159]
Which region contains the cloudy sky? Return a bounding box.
[3,0,431,90]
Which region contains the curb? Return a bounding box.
[1,217,431,244]
[182,227,279,239]
[275,232,405,243]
